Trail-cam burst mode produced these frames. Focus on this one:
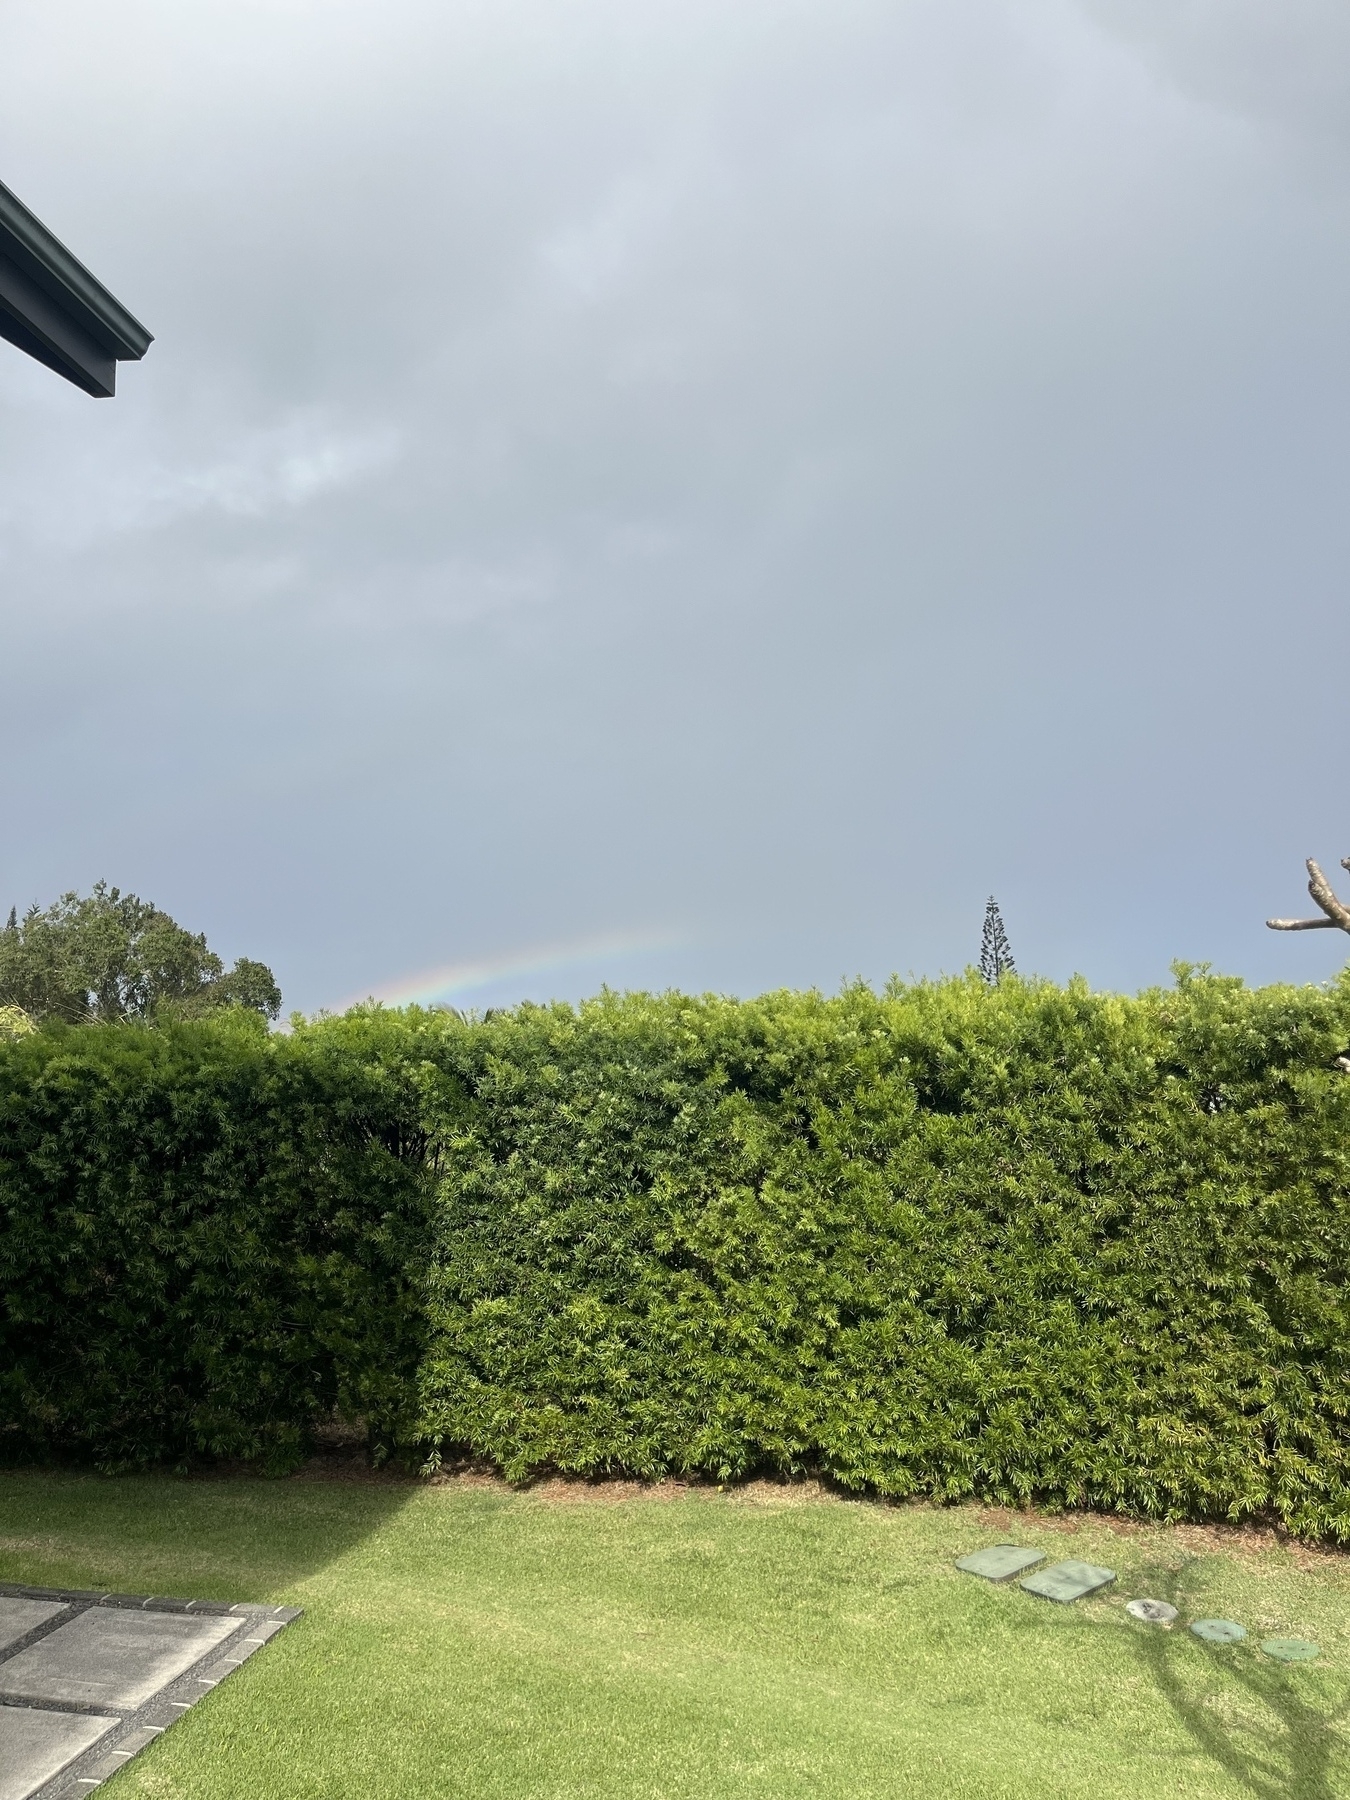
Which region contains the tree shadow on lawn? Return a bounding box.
[1125,1558,1350,1800]
[0,1456,420,1603]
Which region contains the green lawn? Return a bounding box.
[1,1472,1347,1799]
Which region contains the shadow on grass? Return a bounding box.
[1125,1558,1350,1800]
[0,1460,420,1602]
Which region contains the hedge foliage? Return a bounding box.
[0,1009,443,1470]
[3,968,1350,1534]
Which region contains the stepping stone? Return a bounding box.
[1261,1638,1319,1663]
[1019,1560,1116,1603]
[0,1706,117,1800]
[0,1607,239,1710]
[1190,1618,1246,1644]
[955,1545,1046,1582]
[1126,1599,1178,1625]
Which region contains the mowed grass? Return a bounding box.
[1,1472,1348,1799]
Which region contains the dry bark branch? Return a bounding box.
[1266,857,1350,934]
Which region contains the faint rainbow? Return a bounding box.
[333,926,685,1013]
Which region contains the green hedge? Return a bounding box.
[3,969,1350,1534]
[418,969,1350,1536]
[0,1009,444,1470]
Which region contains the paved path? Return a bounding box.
[0,1586,300,1799]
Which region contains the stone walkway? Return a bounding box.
[0,1585,300,1800]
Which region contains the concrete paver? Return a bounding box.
[0,1587,300,1800]
[0,1707,117,1800]
[0,1601,67,1655]
[1,1610,238,1710]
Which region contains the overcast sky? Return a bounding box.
[1,0,1347,1014]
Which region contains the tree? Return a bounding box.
[0,883,281,1025]
[980,896,1016,984]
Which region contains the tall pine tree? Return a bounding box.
[980,896,1015,984]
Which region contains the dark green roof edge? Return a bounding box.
[0,178,152,361]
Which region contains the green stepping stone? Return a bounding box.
[1191,1619,1246,1644]
[1019,1560,1116,1603]
[955,1545,1046,1582]
[1262,1638,1319,1663]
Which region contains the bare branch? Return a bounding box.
[1306,858,1350,930]
[1267,856,1350,934]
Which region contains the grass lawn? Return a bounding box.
[1,1471,1347,1799]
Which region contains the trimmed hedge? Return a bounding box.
[0,1009,444,1469]
[418,970,1350,1535]
[3,969,1350,1534]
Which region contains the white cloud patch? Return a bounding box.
[139,418,404,525]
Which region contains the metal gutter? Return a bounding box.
[0,179,153,397]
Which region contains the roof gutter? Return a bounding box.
[0,179,153,397]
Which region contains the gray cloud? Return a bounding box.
[1,0,1347,1011]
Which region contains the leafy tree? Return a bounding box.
[0,882,281,1024]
